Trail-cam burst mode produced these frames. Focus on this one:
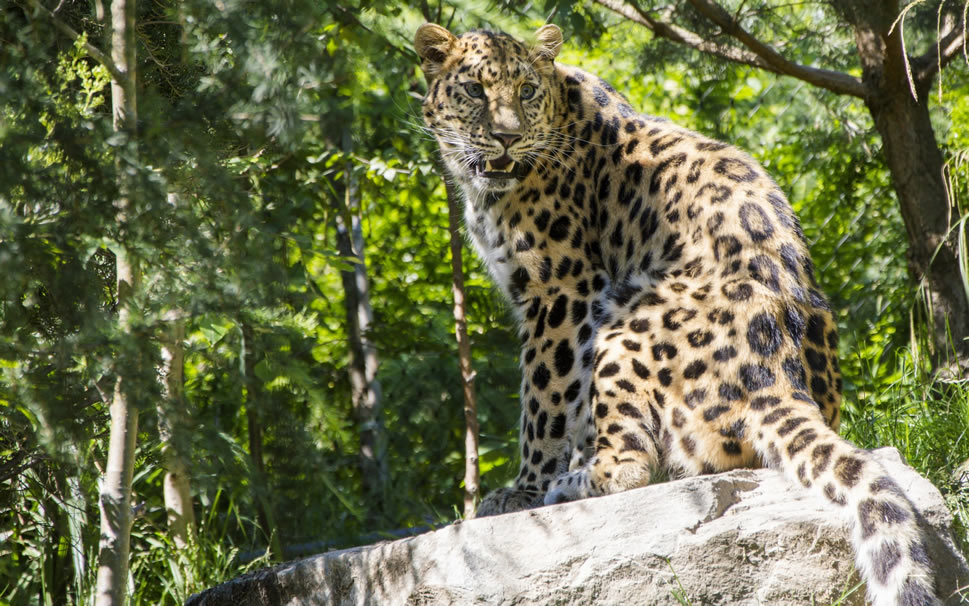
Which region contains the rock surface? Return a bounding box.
[186,448,968,606]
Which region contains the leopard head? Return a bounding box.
[415,24,564,196]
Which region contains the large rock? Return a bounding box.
[187,448,968,605]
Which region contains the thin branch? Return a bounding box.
[137,28,180,96]
[595,0,866,98]
[0,450,36,485]
[330,4,414,60]
[19,0,126,84]
[443,5,457,29]
[895,9,919,100]
[685,0,866,97]
[596,0,774,67]
[93,379,112,405]
[913,8,967,84]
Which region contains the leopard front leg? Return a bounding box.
[545,296,668,506]
[544,367,660,506]
[475,288,599,517]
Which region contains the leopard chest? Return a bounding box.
[463,183,604,313]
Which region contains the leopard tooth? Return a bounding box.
[482,158,517,174]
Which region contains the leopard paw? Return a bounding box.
[474,487,543,518]
[544,469,594,506]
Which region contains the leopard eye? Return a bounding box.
[464,82,484,98]
[520,83,536,100]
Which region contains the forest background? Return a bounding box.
[1,0,968,604]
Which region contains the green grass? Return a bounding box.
[128,490,271,606]
[666,558,693,606]
[841,346,969,556]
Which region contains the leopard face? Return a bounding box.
[416,25,563,196]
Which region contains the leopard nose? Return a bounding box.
[492,132,521,149]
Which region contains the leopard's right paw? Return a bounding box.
[474,487,543,518]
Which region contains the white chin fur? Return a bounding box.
[472,175,517,192]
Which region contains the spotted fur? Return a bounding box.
[415,23,939,606]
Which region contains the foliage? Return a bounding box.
[128,490,271,605]
[0,1,967,604]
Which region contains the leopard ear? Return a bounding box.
[531,24,563,63]
[415,23,457,81]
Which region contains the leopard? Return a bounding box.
[415,22,939,606]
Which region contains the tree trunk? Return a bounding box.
[416,0,480,513]
[96,258,140,606]
[443,175,481,517]
[336,139,387,524]
[241,322,284,560]
[868,93,968,372]
[845,0,969,374]
[95,0,139,603]
[158,315,196,549]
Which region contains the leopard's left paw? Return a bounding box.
[544,469,594,506]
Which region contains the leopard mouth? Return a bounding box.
[473,155,526,179]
